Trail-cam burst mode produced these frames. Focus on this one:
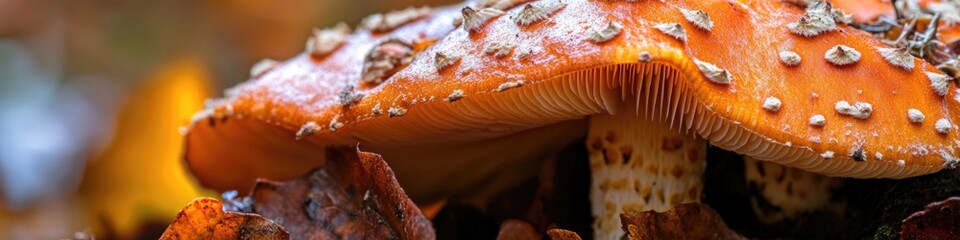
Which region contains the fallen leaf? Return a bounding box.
[160,197,288,240]
[546,227,582,240]
[496,219,539,240]
[620,203,744,240]
[225,146,435,240]
[901,196,960,240]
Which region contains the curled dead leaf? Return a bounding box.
[901,196,960,239]
[620,203,744,240]
[160,197,288,240]
[223,146,434,240]
[546,227,582,240]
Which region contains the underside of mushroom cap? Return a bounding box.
[185,0,960,201]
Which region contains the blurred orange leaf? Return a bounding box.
[79,57,216,237]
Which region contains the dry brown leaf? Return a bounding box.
[901,196,960,240]
[546,227,582,240]
[620,203,744,240]
[159,197,288,240]
[226,146,435,240]
[496,219,540,240]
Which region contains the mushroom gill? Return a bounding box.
[184,0,960,239]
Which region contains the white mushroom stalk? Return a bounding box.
[587,97,705,240]
[744,157,846,224]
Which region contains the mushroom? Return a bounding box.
[184,0,960,239]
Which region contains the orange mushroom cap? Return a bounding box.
[185,0,960,198]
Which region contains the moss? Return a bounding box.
[871,224,897,240]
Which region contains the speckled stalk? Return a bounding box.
[587,102,706,240]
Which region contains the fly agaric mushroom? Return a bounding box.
[184,0,960,239]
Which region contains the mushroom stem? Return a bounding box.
[744,157,845,224]
[587,102,706,240]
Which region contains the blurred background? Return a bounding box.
[0,0,452,238]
